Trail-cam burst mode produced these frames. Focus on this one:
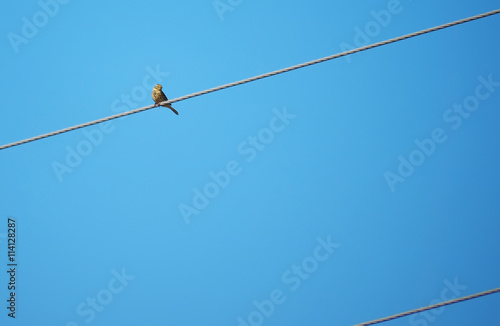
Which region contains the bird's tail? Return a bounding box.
[163,104,179,115]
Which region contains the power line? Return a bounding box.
[1,8,499,151]
[353,286,500,326]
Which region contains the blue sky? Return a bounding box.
[1,1,499,325]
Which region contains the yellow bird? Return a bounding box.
[152,84,178,115]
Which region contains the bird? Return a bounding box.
[152,84,179,115]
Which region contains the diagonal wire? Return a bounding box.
[353,286,500,326]
[1,8,499,151]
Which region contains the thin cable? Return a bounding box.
[1,8,499,151]
[353,287,500,326]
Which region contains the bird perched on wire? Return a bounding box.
[152,84,179,115]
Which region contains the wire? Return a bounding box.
[1,8,499,151]
[353,286,500,326]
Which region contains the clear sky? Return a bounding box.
[1,1,499,325]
